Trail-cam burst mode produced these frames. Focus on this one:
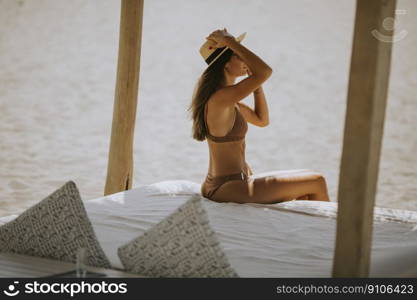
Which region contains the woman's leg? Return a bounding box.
[251,169,325,201]
[211,170,330,204]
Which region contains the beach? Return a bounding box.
[0,0,416,217]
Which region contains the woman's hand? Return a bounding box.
[206,28,235,48]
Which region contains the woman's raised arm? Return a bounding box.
[208,29,273,106]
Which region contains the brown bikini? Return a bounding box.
[201,102,252,200]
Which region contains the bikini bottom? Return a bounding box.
[201,171,249,200]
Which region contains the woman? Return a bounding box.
[188,28,330,204]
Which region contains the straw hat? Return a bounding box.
[200,31,246,69]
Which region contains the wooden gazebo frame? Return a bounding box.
[104,0,398,277]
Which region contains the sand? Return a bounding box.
[0,0,416,217]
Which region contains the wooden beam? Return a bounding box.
[333,0,396,277]
[105,0,144,196]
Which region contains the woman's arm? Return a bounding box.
[207,29,272,78]
[238,68,269,127]
[223,35,272,79]
[253,85,269,126]
[238,90,269,127]
[207,29,273,106]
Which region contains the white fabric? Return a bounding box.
[117,195,239,277]
[2,180,417,277]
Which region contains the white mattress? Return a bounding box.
[2,180,417,277]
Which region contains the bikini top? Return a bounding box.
[204,103,248,143]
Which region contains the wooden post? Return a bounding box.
[333,0,396,277]
[105,0,144,196]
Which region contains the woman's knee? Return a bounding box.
[316,174,328,187]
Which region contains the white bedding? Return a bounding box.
[2,180,417,277]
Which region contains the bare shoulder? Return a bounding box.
[208,89,234,111]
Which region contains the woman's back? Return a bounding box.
[203,101,250,177]
[204,102,247,142]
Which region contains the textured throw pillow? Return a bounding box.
[0,181,111,269]
[117,194,238,277]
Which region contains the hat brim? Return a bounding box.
[205,32,246,69]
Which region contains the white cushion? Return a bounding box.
[0,181,111,269]
[117,195,238,277]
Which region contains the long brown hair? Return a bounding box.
[187,49,234,141]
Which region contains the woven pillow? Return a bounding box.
[117,194,238,277]
[0,181,111,269]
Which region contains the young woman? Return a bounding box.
[188,28,330,204]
